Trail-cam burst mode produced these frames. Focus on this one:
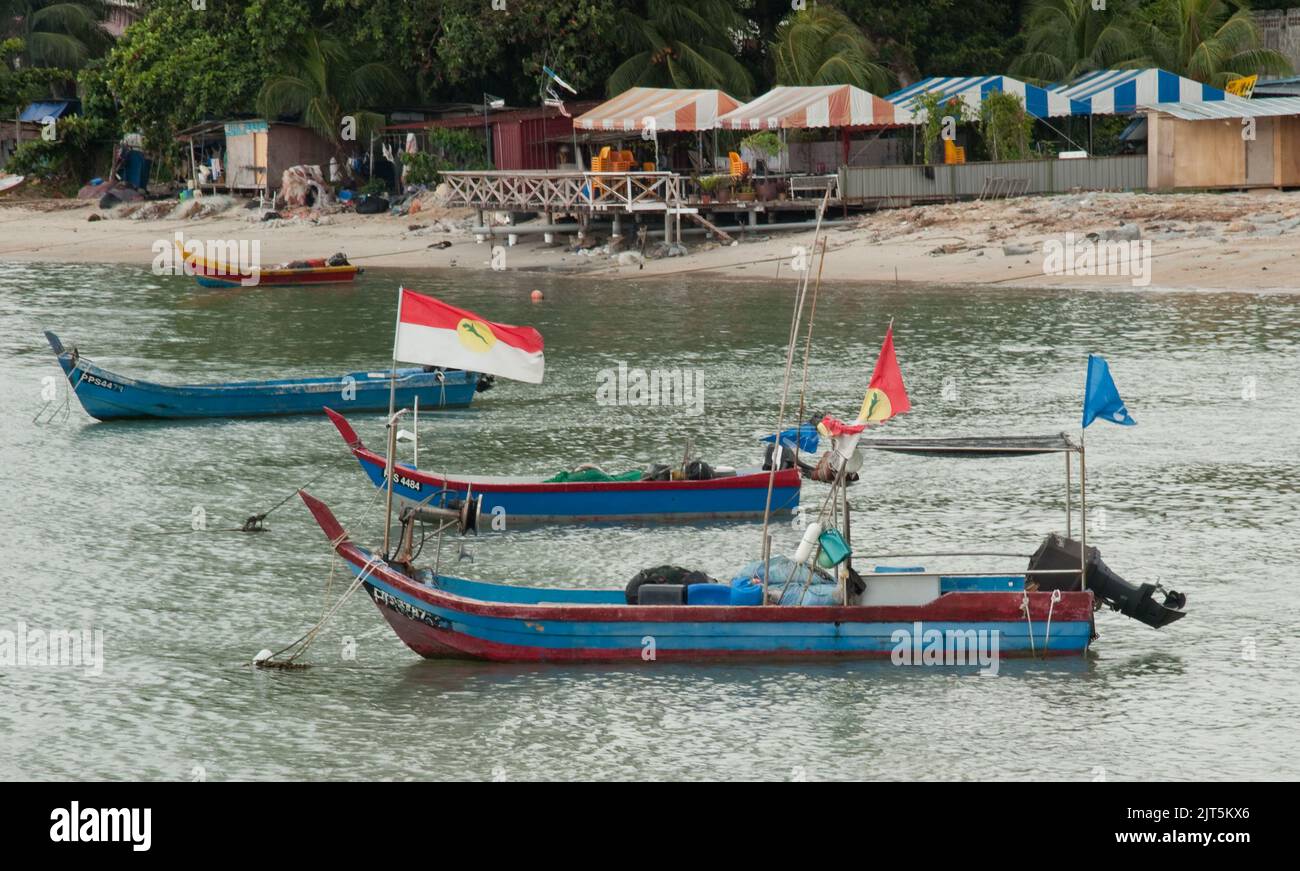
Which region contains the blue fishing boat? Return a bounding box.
[296,426,1187,664]
[325,407,802,522]
[45,331,490,421]
[298,490,1096,662]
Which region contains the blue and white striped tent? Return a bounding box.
[1050,69,1232,115]
[887,76,1075,120]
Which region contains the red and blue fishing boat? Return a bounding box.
[45,331,488,421]
[297,480,1182,663]
[325,407,802,522]
[181,244,361,288]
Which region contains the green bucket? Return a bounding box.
[816,528,852,568]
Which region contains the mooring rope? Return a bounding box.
[1042,589,1062,656]
[256,482,389,668]
[1020,592,1036,659]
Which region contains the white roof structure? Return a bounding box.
[1142,95,1300,120]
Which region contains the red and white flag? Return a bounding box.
[393,288,545,383]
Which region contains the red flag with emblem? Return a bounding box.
[857,323,910,423]
[393,287,544,383]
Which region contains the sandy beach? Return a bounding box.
[3,189,1299,292]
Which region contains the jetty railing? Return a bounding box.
[441,170,685,213]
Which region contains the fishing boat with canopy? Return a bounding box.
[280,199,1187,666]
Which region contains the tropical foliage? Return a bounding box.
[0,0,109,69]
[1137,0,1291,85]
[607,0,754,96]
[978,91,1034,160]
[256,30,404,157]
[1011,0,1147,82]
[104,1,262,152]
[771,3,893,93]
[1012,0,1290,84]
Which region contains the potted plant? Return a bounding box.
[740,131,786,199]
[733,171,756,202]
[698,174,724,204]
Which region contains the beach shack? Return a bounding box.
[175,119,335,195]
[1143,96,1300,189]
[383,102,596,172]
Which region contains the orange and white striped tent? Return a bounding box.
[717,85,912,130]
[575,87,742,133]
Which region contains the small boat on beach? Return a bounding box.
[45,331,488,421]
[180,243,361,288]
[325,407,802,522]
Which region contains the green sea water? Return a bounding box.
[1,261,1297,780]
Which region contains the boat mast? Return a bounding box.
[757,184,833,603]
[383,286,403,556]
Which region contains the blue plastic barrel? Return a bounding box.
[686,583,731,606]
[729,577,764,606]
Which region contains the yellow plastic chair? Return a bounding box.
[943,139,966,165]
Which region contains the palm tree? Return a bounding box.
[0,0,110,69]
[770,3,893,93]
[1137,0,1291,86]
[1011,0,1145,84]
[607,0,754,97]
[257,31,404,160]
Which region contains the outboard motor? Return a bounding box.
[1027,534,1187,629]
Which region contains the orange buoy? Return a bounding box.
[530,290,544,302]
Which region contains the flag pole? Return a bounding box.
[383,286,403,556]
[1079,426,1087,591]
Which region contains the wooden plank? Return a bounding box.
[686,212,733,243]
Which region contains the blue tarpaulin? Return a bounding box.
[760,422,819,454]
[19,100,78,123]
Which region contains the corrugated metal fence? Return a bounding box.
[838,155,1148,201]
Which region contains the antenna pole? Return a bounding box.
[758,183,832,604]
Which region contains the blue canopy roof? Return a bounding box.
[1050,69,1231,115]
[888,75,1074,120]
[19,100,79,123]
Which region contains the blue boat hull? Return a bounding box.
[45,331,480,421]
[299,491,1096,663]
[326,408,801,523]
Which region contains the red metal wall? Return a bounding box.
[492,115,578,170]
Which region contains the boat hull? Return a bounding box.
[301,492,1094,663]
[326,408,801,522]
[193,266,360,288]
[46,332,479,421]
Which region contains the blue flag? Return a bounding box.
[761,422,820,453]
[1082,354,1136,428]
